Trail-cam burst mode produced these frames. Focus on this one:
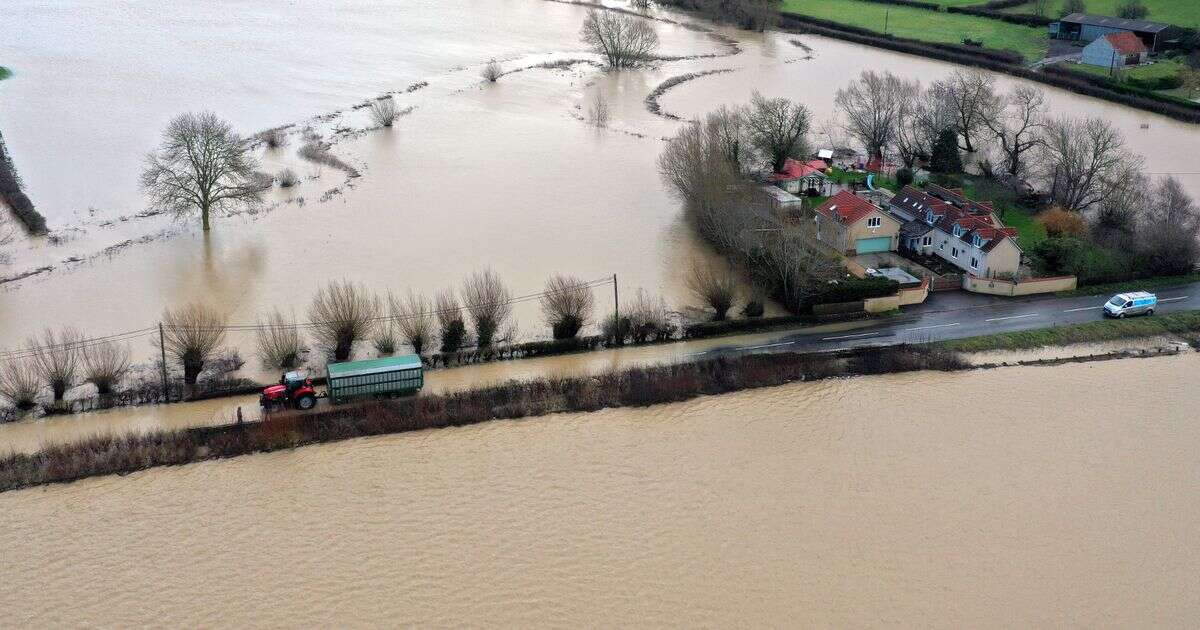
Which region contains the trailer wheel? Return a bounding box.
[295,394,317,410]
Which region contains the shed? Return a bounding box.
[758,184,804,213]
[1050,13,1179,52]
[1082,32,1148,69]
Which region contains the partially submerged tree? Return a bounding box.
[685,260,738,321]
[373,320,398,355]
[1040,115,1132,211]
[540,274,596,339]
[626,288,673,343]
[835,70,909,160]
[482,59,503,82]
[937,71,996,152]
[983,85,1047,179]
[435,290,467,353]
[461,268,512,348]
[588,91,610,127]
[579,9,660,68]
[0,359,41,410]
[81,341,131,396]
[162,303,228,386]
[369,97,400,127]
[745,91,811,173]
[141,111,262,231]
[391,290,436,355]
[255,310,303,369]
[308,281,379,361]
[26,327,82,402]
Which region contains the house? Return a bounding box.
[887,184,1022,277]
[1082,32,1147,69]
[813,190,902,255]
[767,158,830,196]
[1050,13,1180,53]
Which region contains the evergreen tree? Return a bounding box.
[930,129,963,174]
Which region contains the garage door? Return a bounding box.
[855,236,891,254]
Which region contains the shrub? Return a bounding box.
[540,274,595,339]
[391,290,436,355]
[308,280,379,361]
[1116,0,1148,19]
[0,359,41,410]
[741,299,765,318]
[811,277,898,305]
[436,290,467,353]
[256,310,303,369]
[1036,207,1088,238]
[896,167,914,188]
[461,268,512,348]
[259,129,288,149]
[162,303,228,385]
[373,319,398,355]
[1060,0,1085,18]
[81,342,131,396]
[685,260,738,321]
[368,97,400,127]
[627,289,674,342]
[602,315,632,345]
[482,59,502,82]
[276,168,299,188]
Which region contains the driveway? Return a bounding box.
[854,251,938,278]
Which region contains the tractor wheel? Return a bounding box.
[295,394,317,411]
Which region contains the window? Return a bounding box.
[867,217,881,228]
[970,257,978,269]
[922,235,932,246]
[925,210,934,224]
[952,224,962,237]
[952,247,959,258]
[972,234,982,247]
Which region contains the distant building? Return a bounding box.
[813,190,901,256]
[766,158,830,196]
[1082,32,1148,69]
[1050,13,1180,53]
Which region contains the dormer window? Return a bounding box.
[972,234,982,247]
[952,224,962,237]
[925,210,934,224]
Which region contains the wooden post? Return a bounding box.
[612,273,619,326]
[158,323,169,403]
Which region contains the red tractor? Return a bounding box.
[260,371,319,411]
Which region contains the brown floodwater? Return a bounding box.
[2,0,1199,366]
[2,354,1198,627]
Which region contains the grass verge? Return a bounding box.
[938,309,1200,352]
[0,345,964,493]
[1055,272,1200,298]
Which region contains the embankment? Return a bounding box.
[0,345,964,492]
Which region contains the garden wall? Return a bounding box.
[963,274,1077,296]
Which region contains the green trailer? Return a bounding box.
[326,354,424,403]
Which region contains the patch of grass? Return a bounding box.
[1063,58,1183,83]
[1070,0,1200,26]
[939,309,1200,352]
[780,0,1048,61]
[1055,272,1200,297]
[958,179,1046,248]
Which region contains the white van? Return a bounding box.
[1103,291,1157,318]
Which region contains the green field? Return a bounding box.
[1068,0,1199,27]
[782,0,1049,61]
[1063,57,1183,81]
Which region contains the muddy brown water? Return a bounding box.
[2,354,1198,627]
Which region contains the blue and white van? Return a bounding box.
[1103,291,1157,318]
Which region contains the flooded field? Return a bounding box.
[2,0,1199,363]
[2,354,1198,627]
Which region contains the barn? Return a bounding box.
[1050,13,1180,53]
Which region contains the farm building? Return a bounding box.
[1050,13,1181,53]
[1081,32,1148,69]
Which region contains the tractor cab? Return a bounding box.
[260,370,318,410]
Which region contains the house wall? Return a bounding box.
[1083,38,1124,68]
[843,209,900,252]
[982,239,1021,277]
[963,275,1077,296]
[863,278,930,313]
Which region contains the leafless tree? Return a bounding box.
[579,9,660,69]
[936,70,996,153]
[369,97,400,127]
[0,359,41,410]
[983,85,1047,179]
[26,327,82,402]
[835,70,910,160]
[373,319,398,355]
[276,168,299,188]
[257,128,289,150]
[751,232,842,312]
[435,290,466,353]
[627,288,674,343]
[706,105,752,172]
[745,91,811,173]
[540,275,596,339]
[141,111,261,231]
[390,291,436,355]
[909,82,957,161]
[82,341,131,395]
[256,310,303,369]
[588,91,610,127]
[1137,176,1200,275]
[1092,169,1146,247]
[482,59,503,82]
[685,260,738,321]
[1040,115,1133,211]
[308,280,379,361]
[461,268,513,348]
[162,303,228,385]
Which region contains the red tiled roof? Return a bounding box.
[767,158,828,182]
[815,190,880,225]
[1104,32,1147,55]
[887,185,1021,252]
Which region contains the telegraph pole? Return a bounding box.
[612,273,619,325]
[158,323,169,402]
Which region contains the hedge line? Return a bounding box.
[945,5,1053,28]
[777,12,1200,125]
[852,0,942,10]
[0,130,47,234]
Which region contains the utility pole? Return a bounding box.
[612,273,619,326]
[158,323,169,403]
[884,9,889,34]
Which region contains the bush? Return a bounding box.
[392,291,436,355]
[162,304,228,385]
[0,359,41,410]
[436,290,467,353]
[685,260,738,321]
[258,129,288,149]
[1036,207,1088,238]
[369,97,399,127]
[81,341,131,396]
[741,299,765,318]
[308,280,379,361]
[540,275,595,339]
[256,310,303,369]
[1029,237,1134,285]
[276,168,299,188]
[896,167,914,188]
[1116,0,1148,19]
[626,289,675,343]
[481,59,502,82]
[373,321,398,355]
[461,268,512,348]
[811,277,898,305]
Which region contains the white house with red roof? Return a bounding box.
[813,190,902,255]
[766,158,830,196]
[1082,32,1147,69]
[887,184,1022,277]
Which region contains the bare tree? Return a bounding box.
[909,82,957,161]
[706,105,752,172]
[1092,169,1146,247]
[588,91,610,127]
[26,327,82,402]
[435,290,466,353]
[482,59,503,82]
[369,97,400,127]
[308,280,379,361]
[937,71,997,153]
[685,260,738,321]
[391,291,436,355]
[81,342,131,395]
[835,70,909,160]
[540,275,596,339]
[0,359,41,410]
[461,268,513,348]
[373,320,398,355]
[580,9,660,69]
[983,85,1047,179]
[256,310,303,369]
[627,288,674,343]
[141,111,261,231]
[162,303,228,385]
[745,91,811,173]
[1137,176,1200,275]
[750,232,842,312]
[276,168,299,188]
[1040,116,1133,211]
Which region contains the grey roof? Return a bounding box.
[899,219,933,239]
[1059,13,1172,33]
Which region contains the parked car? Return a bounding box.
[1103,291,1157,319]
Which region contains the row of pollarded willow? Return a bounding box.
[0,328,131,410]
